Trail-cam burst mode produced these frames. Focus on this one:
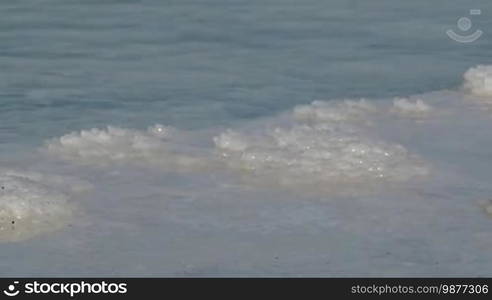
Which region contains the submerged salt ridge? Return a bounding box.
[45,96,433,190]
[0,170,90,242]
[214,100,429,188]
[44,124,209,170]
[463,65,492,98]
[43,65,492,192]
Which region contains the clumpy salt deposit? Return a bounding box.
[44,124,207,169]
[293,99,377,124]
[463,65,492,98]
[214,126,427,186]
[479,199,492,217]
[45,99,430,191]
[44,65,492,194]
[214,100,429,190]
[391,98,432,117]
[45,124,173,165]
[0,170,88,242]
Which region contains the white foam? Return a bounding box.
[44,125,206,169]
[0,170,85,242]
[391,97,432,117]
[463,65,492,98]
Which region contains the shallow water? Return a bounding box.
[1,0,492,276]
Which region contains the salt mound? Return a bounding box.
[215,99,429,189]
[294,99,376,123]
[391,98,432,117]
[294,98,432,122]
[0,170,83,242]
[214,124,428,189]
[45,124,205,169]
[463,65,492,98]
[46,99,430,192]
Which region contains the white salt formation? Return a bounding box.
[479,199,492,217]
[463,65,492,98]
[47,65,492,192]
[293,99,377,123]
[45,124,172,165]
[45,124,205,169]
[0,170,83,242]
[46,100,430,192]
[486,205,492,216]
[215,100,429,189]
[391,98,432,117]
